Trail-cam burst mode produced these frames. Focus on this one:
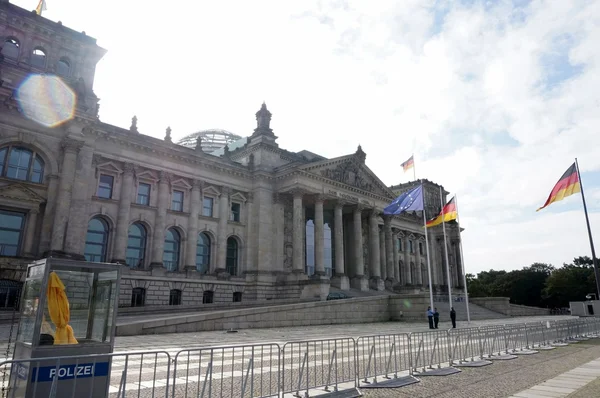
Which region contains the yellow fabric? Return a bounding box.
[46,272,78,345]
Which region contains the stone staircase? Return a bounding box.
[431,300,507,322]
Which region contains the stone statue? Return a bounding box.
[130,116,138,133]
[164,126,172,143]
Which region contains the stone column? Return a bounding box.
[64,145,94,255]
[112,163,135,264]
[384,216,394,288]
[24,208,39,257]
[332,201,349,290]
[292,191,304,274]
[51,139,82,252]
[351,205,368,291]
[184,180,202,271]
[150,171,170,268]
[379,228,386,280]
[40,174,59,254]
[392,230,400,283]
[415,237,423,285]
[272,193,285,273]
[244,193,255,274]
[404,235,412,285]
[369,210,383,290]
[314,195,325,276]
[216,186,230,274]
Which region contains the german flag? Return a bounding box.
[401,155,414,172]
[537,162,580,211]
[427,197,457,228]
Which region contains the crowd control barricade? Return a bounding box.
[525,322,555,351]
[505,324,537,355]
[553,320,573,346]
[0,350,171,398]
[571,319,591,341]
[448,328,491,367]
[583,318,600,337]
[409,330,460,376]
[355,333,418,389]
[281,338,358,398]
[479,325,517,360]
[171,343,280,398]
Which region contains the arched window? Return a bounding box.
[31,48,46,68]
[0,146,45,183]
[196,232,211,274]
[84,217,109,262]
[57,58,71,77]
[226,237,238,276]
[305,220,315,276]
[163,228,180,271]
[1,38,20,60]
[126,223,146,268]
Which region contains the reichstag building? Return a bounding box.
[0,0,464,309]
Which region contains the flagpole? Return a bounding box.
[455,194,471,324]
[421,180,434,310]
[439,186,453,310]
[574,158,600,298]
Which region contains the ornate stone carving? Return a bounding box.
[61,138,83,154]
[221,186,231,196]
[164,126,172,143]
[192,179,204,190]
[158,171,171,184]
[123,162,135,174]
[320,161,374,192]
[355,145,366,163]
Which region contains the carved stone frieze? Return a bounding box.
[320,160,375,193]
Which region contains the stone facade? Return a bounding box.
[0,1,463,310]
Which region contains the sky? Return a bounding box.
[13,0,600,274]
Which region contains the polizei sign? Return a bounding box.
[30,362,110,382]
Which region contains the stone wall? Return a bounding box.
[389,293,430,321]
[471,297,550,316]
[0,257,30,282]
[117,295,394,336]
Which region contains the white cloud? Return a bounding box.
[12,0,600,273]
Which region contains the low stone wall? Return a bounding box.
[117,295,395,336]
[471,297,550,316]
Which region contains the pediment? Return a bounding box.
[96,161,123,174]
[301,157,395,199]
[0,183,45,204]
[230,192,247,203]
[202,186,221,197]
[136,170,159,182]
[171,178,192,190]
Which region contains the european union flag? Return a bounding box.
[383,185,424,215]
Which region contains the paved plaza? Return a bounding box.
[3,315,599,398]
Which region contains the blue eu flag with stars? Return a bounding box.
[383,185,424,215]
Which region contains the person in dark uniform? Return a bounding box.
[450,307,457,328]
[427,306,434,329]
[433,308,440,329]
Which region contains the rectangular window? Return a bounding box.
[171,190,184,211]
[409,240,414,254]
[137,183,151,205]
[398,238,403,252]
[202,197,213,217]
[203,291,214,304]
[97,174,114,199]
[419,242,424,255]
[230,202,241,222]
[233,292,242,302]
[0,210,25,257]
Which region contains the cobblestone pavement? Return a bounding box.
[361,340,600,398]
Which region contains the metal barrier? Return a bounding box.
[0,350,171,398]
[449,328,491,367]
[171,343,280,398]
[281,338,358,398]
[479,324,517,360]
[410,330,460,376]
[356,333,418,388]
[505,324,537,355]
[525,322,555,351]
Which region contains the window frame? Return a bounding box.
[230,202,241,222]
[202,196,214,217]
[163,228,181,271]
[97,174,115,199]
[57,57,71,77]
[30,47,47,69]
[226,237,239,276]
[202,290,214,304]
[84,217,110,263]
[126,222,147,268]
[169,289,182,306]
[131,287,146,307]
[0,145,45,183]
[0,209,26,257]
[233,292,242,302]
[2,38,20,60]
[171,190,184,212]
[136,182,151,206]
[196,232,211,274]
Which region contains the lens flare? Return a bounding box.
[16,74,77,128]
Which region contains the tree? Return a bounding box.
[543,261,596,308]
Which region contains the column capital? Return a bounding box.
[334,200,346,210]
[158,171,171,184]
[354,204,366,213]
[220,186,231,196]
[246,192,254,203]
[289,189,306,199]
[314,194,325,204]
[368,208,380,218]
[123,162,135,175]
[61,138,84,154]
[192,179,203,190]
[383,215,392,226]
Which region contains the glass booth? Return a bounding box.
[9,258,120,398]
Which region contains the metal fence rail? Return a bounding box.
[0,350,171,398]
[281,338,357,397]
[449,328,491,366]
[505,324,536,354]
[356,333,417,388]
[171,343,280,398]
[410,330,460,376]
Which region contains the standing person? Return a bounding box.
[450,307,457,329]
[427,306,434,329]
[433,308,440,329]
